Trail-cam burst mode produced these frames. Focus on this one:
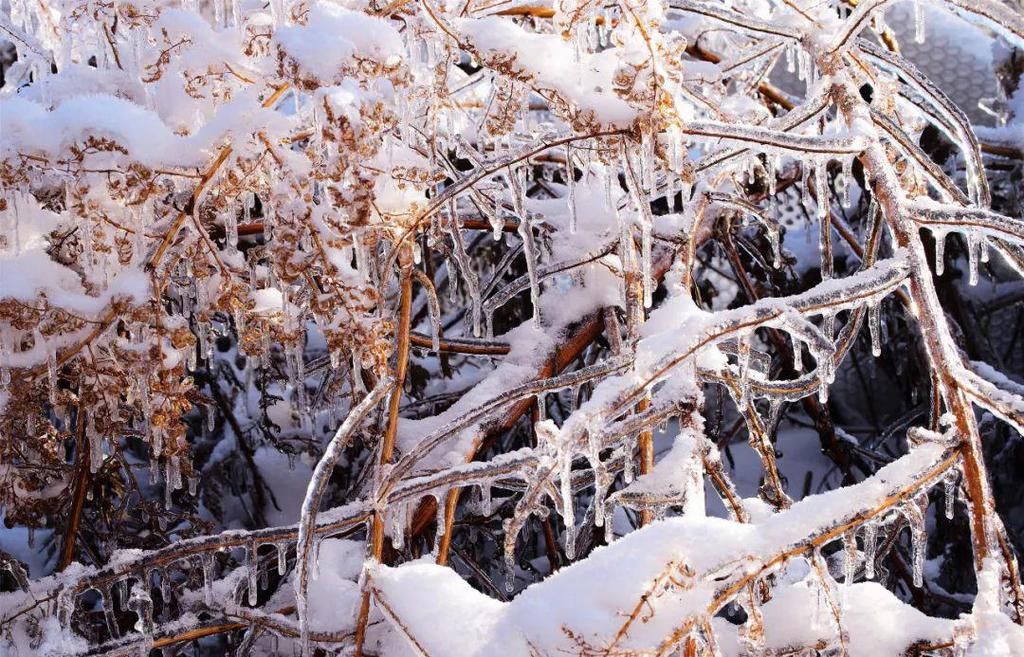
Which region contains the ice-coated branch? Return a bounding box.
[295,378,394,657]
[685,120,867,156]
[383,355,632,491]
[668,0,804,41]
[961,362,1024,438]
[907,202,1024,247]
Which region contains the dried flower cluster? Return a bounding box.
[1,1,1024,656]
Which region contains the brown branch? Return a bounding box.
[409,332,510,355]
[146,83,290,273]
[355,256,415,656]
[58,411,90,571]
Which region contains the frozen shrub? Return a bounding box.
[1,1,1024,656]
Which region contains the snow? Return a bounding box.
[373,443,953,656]
[0,194,150,370]
[275,3,404,86]
[967,558,1024,656]
[612,428,706,516]
[373,560,504,656]
[455,17,638,128]
[300,539,364,633]
[752,579,952,656]
[252,288,285,315]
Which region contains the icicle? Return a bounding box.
[863,521,878,579]
[816,164,833,281]
[603,166,615,210]
[793,337,803,372]
[148,456,160,487]
[160,568,171,604]
[944,469,958,520]
[446,259,458,304]
[904,497,928,588]
[295,339,308,414]
[312,536,322,580]
[214,0,225,27]
[517,215,542,327]
[434,494,447,551]
[668,126,682,173]
[187,341,198,371]
[641,131,655,195]
[128,581,154,640]
[117,578,129,612]
[491,181,504,241]
[843,530,858,585]
[967,232,980,286]
[561,454,576,561]
[800,166,814,214]
[637,198,654,308]
[277,543,287,575]
[738,334,751,409]
[202,555,215,607]
[796,46,808,82]
[90,430,103,474]
[567,147,578,234]
[391,503,406,549]
[869,301,882,357]
[914,1,926,43]
[422,276,442,352]
[101,585,119,638]
[623,446,634,484]
[39,330,58,405]
[768,227,781,269]
[912,527,926,588]
[604,511,615,543]
[504,551,515,594]
[167,455,182,492]
[151,426,163,459]
[641,220,653,309]
[838,158,853,208]
[798,49,814,92]
[480,482,492,516]
[247,541,259,606]
[224,211,238,253]
[509,166,526,220]
[934,230,946,275]
[818,354,832,404]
